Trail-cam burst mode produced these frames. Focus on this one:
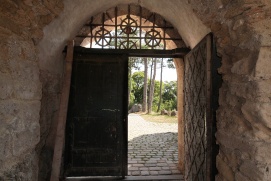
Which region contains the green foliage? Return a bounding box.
[130,71,144,106]
[162,81,177,111]
[129,71,177,112]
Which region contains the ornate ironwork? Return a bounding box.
[119,40,137,49]
[94,27,112,46]
[183,35,212,181]
[120,15,138,35]
[145,29,162,47]
[75,4,185,49]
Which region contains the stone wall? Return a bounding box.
[185,0,271,180]
[0,0,64,180]
[0,0,270,181]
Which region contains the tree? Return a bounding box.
[157,58,164,112]
[147,58,157,114]
[162,81,177,111]
[142,57,148,112]
[128,57,141,105]
[131,71,144,105]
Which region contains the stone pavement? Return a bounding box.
[128,114,181,177]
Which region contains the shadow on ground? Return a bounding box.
[128,132,181,176]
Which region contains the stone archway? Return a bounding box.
[53,4,191,179]
[0,1,271,181]
[37,3,208,180]
[38,1,271,180]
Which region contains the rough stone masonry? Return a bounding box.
[0,0,270,181]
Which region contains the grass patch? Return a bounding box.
[138,112,178,124]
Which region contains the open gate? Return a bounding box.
[184,34,212,181]
[64,52,128,178]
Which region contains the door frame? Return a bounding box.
[52,42,219,180]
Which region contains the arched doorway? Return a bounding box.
[50,4,219,181]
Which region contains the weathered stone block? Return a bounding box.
[0,127,12,162]
[8,59,40,81]
[241,101,271,140]
[0,100,40,158]
[216,155,234,181]
[235,172,252,181]
[0,151,38,181]
[240,160,264,181]
[255,79,271,103]
[171,110,177,116]
[254,142,271,164]
[0,73,13,99]
[0,16,22,35]
[254,47,271,79]
[6,57,42,100]
[13,80,42,100]
[216,131,254,153]
[231,55,256,75]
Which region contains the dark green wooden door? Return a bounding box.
[65,53,128,178]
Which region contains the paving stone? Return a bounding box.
[128,160,138,164]
[146,160,157,164]
[172,170,181,174]
[129,167,139,171]
[170,166,178,170]
[145,163,156,167]
[138,161,145,164]
[157,163,168,167]
[141,171,150,176]
[149,167,162,171]
[131,171,140,176]
[139,167,149,171]
[157,160,166,163]
[127,114,178,176]
[159,170,172,175]
[150,171,159,175]
[132,164,144,167]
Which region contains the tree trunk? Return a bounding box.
[148,58,157,114]
[127,59,132,106]
[157,58,163,112]
[147,59,153,114]
[142,57,148,112]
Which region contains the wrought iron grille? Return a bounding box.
[75,4,185,49]
[184,35,211,181]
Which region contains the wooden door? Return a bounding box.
[64,53,128,178]
[183,34,212,181]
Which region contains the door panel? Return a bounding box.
[184,35,212,181]
[65,53,128,177]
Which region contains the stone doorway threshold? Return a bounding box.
[66,175,183,180]
[125,175,183,180]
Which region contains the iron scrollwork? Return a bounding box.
[119,40,137,49]
[94,27,112,46]
[145,29,162,48]
[76,5,184,49]
[120,15,138,35]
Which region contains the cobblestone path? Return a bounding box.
[128,114,181,176]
